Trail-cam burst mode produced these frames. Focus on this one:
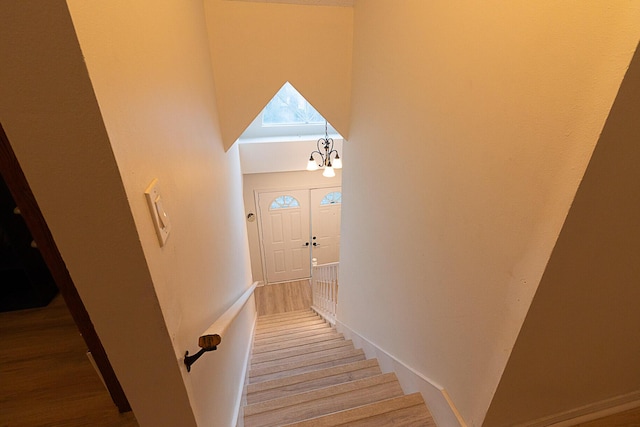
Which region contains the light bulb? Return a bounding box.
[307,156,319,171]
[332,155,342,169]
[323,166,335,178]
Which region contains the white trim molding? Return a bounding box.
[335,320,467,427]
[520,390,640,427]
[234,312,258,427]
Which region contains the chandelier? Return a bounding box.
[306,122,342,177]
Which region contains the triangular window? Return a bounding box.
[262,82,324,126]
[239,82,338,140]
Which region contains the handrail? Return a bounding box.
[184,281,258,372]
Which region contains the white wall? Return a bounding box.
[243,170,342,282]
[66,1,255,426]
[339,1,640,426]
[239,138,343,175]
[0,2,194,425]
[1,1,254,426]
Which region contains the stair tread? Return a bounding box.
[245,309,433,427]
[247,359,382,405]
[251,339,353,366]
[244,373,404,427]
[249,351,366,384]
[258,321,333,337]
[256,317,325,333]
[254,325,334,345]
[252,331,344,354]
[280,393,435,427]
[257,310,316,323]
[254,321,331,341]
[251,340,354,369]
[250,348,365,379]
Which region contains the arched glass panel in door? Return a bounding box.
[320,191,342,205]
[270,195,300,210]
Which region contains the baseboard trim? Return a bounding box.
[234,312,257,427]
[335,320,467,427]
[519,390,640,427]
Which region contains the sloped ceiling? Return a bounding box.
[204,0,353,150]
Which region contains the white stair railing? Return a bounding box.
[311,261,339,324]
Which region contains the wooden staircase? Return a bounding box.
[243,309,435,426]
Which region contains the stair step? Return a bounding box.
[254,321,330,341]
[246,308,435,426]
[252,337,346,362]
[256,315,323,332]
[244,373,404,427]
[257,310,316,324]
[251,338,354,366]
[252,331,344,355]
[256,317,323,334]
[251,340,357,373]
[247,359,382,405]
[249,348,366,384]
[255,328,335,347]
[280,393,434,427]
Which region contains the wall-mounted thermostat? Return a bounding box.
[145,179,171,247]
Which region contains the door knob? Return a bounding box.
[312,242,320,247]
[302,242,310,247]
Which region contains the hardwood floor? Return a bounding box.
[6,286,636,427]
[0,295,138,427]
[254,280,312,316]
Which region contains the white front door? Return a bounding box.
[310,187,341,265]
[258,190,311,283]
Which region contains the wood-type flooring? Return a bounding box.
[2,283,638,427]
[243,309,435,426]
[254,280,312,316]
[0,295,138,427]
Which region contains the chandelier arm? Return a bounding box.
[310,150,325,166]
[309,121,338,170]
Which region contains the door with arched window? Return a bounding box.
[310,187,341,264]
[257,189,311,283]
[257,187,342,283]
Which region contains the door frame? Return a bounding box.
[0,123,130,412]
[256,188,311,284]
[254,184,342,285]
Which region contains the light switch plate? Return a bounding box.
[145,179,171,246]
